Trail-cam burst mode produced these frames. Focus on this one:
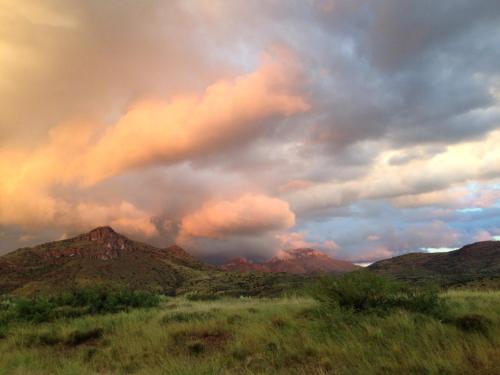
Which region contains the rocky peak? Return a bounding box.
[83,226,120,241]
[70,226,131,260]
[278,248,327,260]
[166,244,188,256]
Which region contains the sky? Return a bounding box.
[1,0,500,263]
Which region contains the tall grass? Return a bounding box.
[312,271,448,318]
[0,288,499,374]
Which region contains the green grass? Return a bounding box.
[0,290,499,374]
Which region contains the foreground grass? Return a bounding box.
[0,292,499,374]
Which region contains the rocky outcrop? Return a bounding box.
[220,248,359,274]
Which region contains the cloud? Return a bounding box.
[0,50,307,236]
[276,231,338,253]
[1,0,500,262]
[78,48,309,185]
[340,220,461,262]
[179,194,295,239]
[286,129,500,215]
[474,230,493,242]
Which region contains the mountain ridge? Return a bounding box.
[3,227,498,295]
[219,247,360,274]
[0,226,208,295]
[369,240,500,286]
[0,227,348,296]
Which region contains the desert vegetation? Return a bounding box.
[0,273,499,374]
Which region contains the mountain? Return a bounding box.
[369,241,500,286]
[218,257,270,273]
[0,226,208,295]
[0,227,318,297]
[219,248,359,274]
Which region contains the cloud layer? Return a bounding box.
[180,194,295,239]
[1,0,499,262]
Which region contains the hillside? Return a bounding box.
[0,227,315,297]
[0,227,211,295]
[220,248,359,274]
[369,241,500,286]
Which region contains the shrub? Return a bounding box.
[54,287,160,314]
[1,287,161,324]
[312,271,447,317]
[14,297,53,323]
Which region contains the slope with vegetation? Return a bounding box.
[369,241,500,287]
[0,227,318,297]
[0,273,499,374]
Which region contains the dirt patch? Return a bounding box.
[65,327,103,346]
[24,327,103,348]
[172,328,231,355]
[453,314,491,334]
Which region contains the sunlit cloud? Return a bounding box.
[1,0,499,261]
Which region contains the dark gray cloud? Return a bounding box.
[1,0,499,261]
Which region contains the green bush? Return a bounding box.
[312,271,447,317]
[14,297,53,323]
[2,287,161,324]
[53,287,160,314]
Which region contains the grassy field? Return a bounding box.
[0,288,499,374]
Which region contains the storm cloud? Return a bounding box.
[1,0,499,262]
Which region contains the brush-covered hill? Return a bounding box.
[0,227,315,297]
[219,248,359,274]
[0,227,210,295]
[369,241,500,287]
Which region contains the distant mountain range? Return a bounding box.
[219,248,359,274]
[369,241,500,287]
[1,227,498,295]
[0,227,355,296]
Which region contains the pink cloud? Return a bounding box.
[276,231,339,253]
[179,194,295,239]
